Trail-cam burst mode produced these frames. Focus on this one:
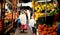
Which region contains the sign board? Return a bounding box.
[22,2,32,8]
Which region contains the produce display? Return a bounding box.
[32,1,54,11]
[32,1,58,35]
[32,1,58,20]
[38,24,57,35]
[34,12,45,20]
[4,11,18,29]
[5,12,12,20]
[5,11,18,20]
[2,0,18,34]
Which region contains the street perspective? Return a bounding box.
[0,0,60,35]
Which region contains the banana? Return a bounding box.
[32,1,34,8]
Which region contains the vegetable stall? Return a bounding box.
[32,0,59,35]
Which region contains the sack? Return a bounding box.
[23,24,27,30]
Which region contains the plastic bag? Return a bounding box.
[23,24,27,30]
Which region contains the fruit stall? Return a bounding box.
[0,0,18,35]
[32,0,59,35]
[4,0,19,35]
[1,0,13,35]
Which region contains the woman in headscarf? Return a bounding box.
[19,10,27,32]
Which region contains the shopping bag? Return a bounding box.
[23,24,27,30]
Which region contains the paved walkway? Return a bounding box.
[14,27,33,35]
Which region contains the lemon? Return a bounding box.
[37,10,40,12]
[39,13,44,17]
[37,5,42,12]
[35,6,38,10]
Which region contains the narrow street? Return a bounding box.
[14,27,33,35]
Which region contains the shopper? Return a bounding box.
[15,15,21,33]
[29,17,36,35]
[19,11,27,32]
[15,15,21,28]
[26,10,30,23]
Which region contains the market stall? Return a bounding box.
[3,1,13,35]
[4,0,18,34]
[0,0,18,35]
[31,0,59,35]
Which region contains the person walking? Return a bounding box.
[15,15,21,28]
[19,11,27,32]
[29,17,36,35]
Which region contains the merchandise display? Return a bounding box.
[32,0,59,35]
[38,24,57,35]
[32,0,58,23]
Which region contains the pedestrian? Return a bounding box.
[15,15,21,28]
[25,9,31,24]
[29,17,36,35]
[19,11,27,32]
[15,15,21,33]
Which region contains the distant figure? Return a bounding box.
[27,10,30,23]
[24,9,30,24]
[19,11,27,32]
[29,17,36,35]
[15,14,21,33]
[15,15,21,28]
[19,12,27,25]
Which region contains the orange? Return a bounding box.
[52,25,57,31]
[53,32,57,35]
[42,31,48,35]
[44,27,48,31]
